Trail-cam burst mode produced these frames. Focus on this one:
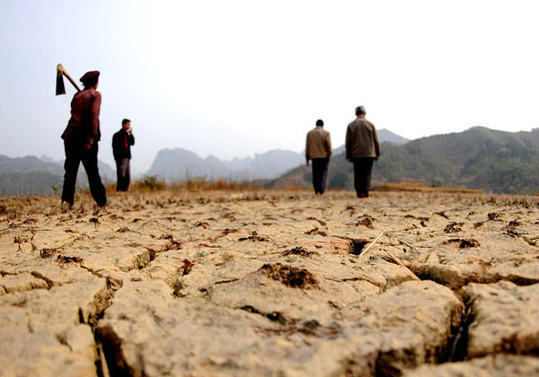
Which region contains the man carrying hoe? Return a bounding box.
[345,106,380,198]
[112,119,135,191]
[61,71,107,209]
[306,119,332,195]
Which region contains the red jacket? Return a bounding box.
[61,88,101,144]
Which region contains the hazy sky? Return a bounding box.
[1,1,538,173]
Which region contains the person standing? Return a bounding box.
[112,119,135,191]
[306,119,332,195]
[60,70,107,208]
[345,106,380,198]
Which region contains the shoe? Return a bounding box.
[61,201,73,211]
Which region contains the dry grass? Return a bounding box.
[125,177,259,193]
[103,177,254,194]
[372,182,484,194]
[7,179,536,211]
[170,179,258,193]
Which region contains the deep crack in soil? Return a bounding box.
[447,296,475,362]
[349,239,370,255]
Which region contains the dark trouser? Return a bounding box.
[352,157,374,198]
[62,141,107,206]
[115,158,131,191]
[311,157,329,195]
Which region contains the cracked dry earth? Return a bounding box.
[0,190,538,377]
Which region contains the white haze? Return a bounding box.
[1,0,538,174]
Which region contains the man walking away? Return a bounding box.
[112,119,135,191]
[61,70,107,208]
[345,106,380,198]
[306,119,332,195]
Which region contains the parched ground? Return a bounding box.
[0,190,538,377]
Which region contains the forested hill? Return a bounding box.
[268,127,539,195]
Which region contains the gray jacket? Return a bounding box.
[345,118,380,159]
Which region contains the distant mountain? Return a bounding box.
[39,155,57,164]
[227,149,305,179]
[146,148,304,181]
[0,155,61,175]
[146,149,231,181]
[377,129,409,144]
[268,127,539,195]
[146,129,408,183]
[0,154,115,197]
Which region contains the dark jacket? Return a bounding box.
[61,88,102,144]
[112,129,135,160]
[345,118,380,159]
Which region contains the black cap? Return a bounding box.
[80,71,100,84]
[316,119,324,127]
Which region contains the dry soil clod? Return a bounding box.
[444,222,463,233]
[444,238,481,248]
[259,263,319,289]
